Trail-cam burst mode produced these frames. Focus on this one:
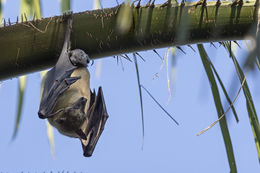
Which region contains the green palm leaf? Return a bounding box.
[40,70,55,158]
[197,44,237,172]
[222,41,260,161]
[12,0,42,140]
[12,76,26,139]
[60,0,70,13]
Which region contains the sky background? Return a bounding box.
[0,0,260,172]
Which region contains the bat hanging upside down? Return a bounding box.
[38,13,109,157]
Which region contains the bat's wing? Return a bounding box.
[38,13,79,119]
[80,87,109,157]
[38,67,80,118]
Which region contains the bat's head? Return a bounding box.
[69,49,90,67]
[48,97,88,139]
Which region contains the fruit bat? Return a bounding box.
[38,13,108,157]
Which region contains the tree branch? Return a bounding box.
[0,1,257,80]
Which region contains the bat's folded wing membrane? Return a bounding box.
[38,67,79,119]
[80,87,109,157]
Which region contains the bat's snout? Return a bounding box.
[38,110,47,119]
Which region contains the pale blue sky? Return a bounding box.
[0,0,259,172]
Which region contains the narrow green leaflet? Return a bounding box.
[140,85,179,125]
[243,40,259,70]
[14,0,29,138]
[20,0,31,18]
[93,0,102,79]
[231,56,260,161]
[257,58,260,70]
[0,0,2,23]
[197,44,237,172]
[60,0,70,13]
[46,119,55,158]
[116,0,132,34]
[133,53,145,148]
[208,60,239,123]
[255,1,260,70]
[166,48,171,104]
[170,47,177,102]
[20,0,55,157]
[257,55,260,70]
[171,47,177,85]
[93,0,101,9]
[41,71,55,158]
[12,76,27,139]
[33,0,42,19]
[223,41,260,161]
[20,0,42,19]
[12,0,42,140]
